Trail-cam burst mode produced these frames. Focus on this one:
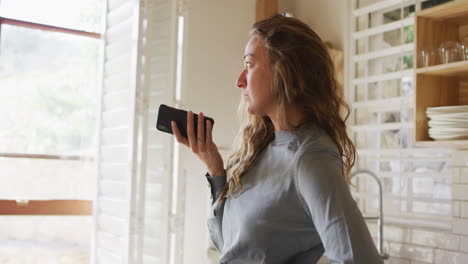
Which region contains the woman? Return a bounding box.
[171,14,382,264]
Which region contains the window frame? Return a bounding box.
[0,14,101,216]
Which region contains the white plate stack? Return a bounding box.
[426,105,468,140]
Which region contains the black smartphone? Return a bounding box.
[156,104,215,138]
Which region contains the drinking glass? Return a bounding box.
[420,46,438,67]
[438,41,461,64]
[461,35,468,60]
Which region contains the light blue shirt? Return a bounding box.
[205,123,383,264]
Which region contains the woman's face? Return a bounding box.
[236,35,275,116]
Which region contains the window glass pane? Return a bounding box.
[368,54,401,76]
[381,8,401,24]
[401,109,414,122]
[412,177,451,200]
[366,176,381,195]
[356,0,384,9]
[355,61,366,78]
[368,82,379,100]
[381,129,401,149]
[381,111,401,123]
[369,7,400,28]
[355,84,366,102]
[0,24,99,155]
[0,0,104,33]
[410,160,448,173]
[382,176,404,197]
[0,215,91,263]
[384,28,402,47]
[404,25,415,44]
[382,79,401,98]
[356,14,369,31]
[412,201,451,215]
[0,157,95,199]
[356,37,367,55]
[369,198,407,214]
[380,159,408,173]
[368,29,401,53]
[402,76,414,96]
[0,4,101,262]
[421,0,454,10]
[403,4,416,19]
[369,33,382,52]
[403,53,414,70]
[355,108,378,125]
[401,126,413,148]
[355,131,379,149]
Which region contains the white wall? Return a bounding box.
[279,0,348,50]
[180,0,255,148]
[178,1,255,263]
[278,0,352,108]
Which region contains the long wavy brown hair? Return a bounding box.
[212,14,357,211]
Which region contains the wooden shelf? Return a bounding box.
[414,139,468,149]
[416,60,468,76]
[415,0,468,21]
[414,0,468,149]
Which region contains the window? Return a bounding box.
[350,0,454,229]
[0,0,104,262]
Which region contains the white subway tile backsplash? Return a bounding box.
[366,222,378,236]
[453,184,468,201]
[385,225,411,243]
[434,249,468,264]
[384,256,410,264]
[460,235,468,253]
[461,202,468,218]
[461,168,468,184]
[388,242,433,263]
[453,168,461,184]
[412,200,451,216]
[453,201,460,217]
[453,218,468,236]
[453,151,468,167]
[411,229,459,251]
[412,177,451,200]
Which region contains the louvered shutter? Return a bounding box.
[93,0,178,263]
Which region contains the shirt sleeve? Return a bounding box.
[205,170,227,253]
[205,169,227,207]
[295,150,383,264]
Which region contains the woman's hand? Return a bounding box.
[171,110,225,176]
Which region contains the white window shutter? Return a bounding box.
[93,0,179,263]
